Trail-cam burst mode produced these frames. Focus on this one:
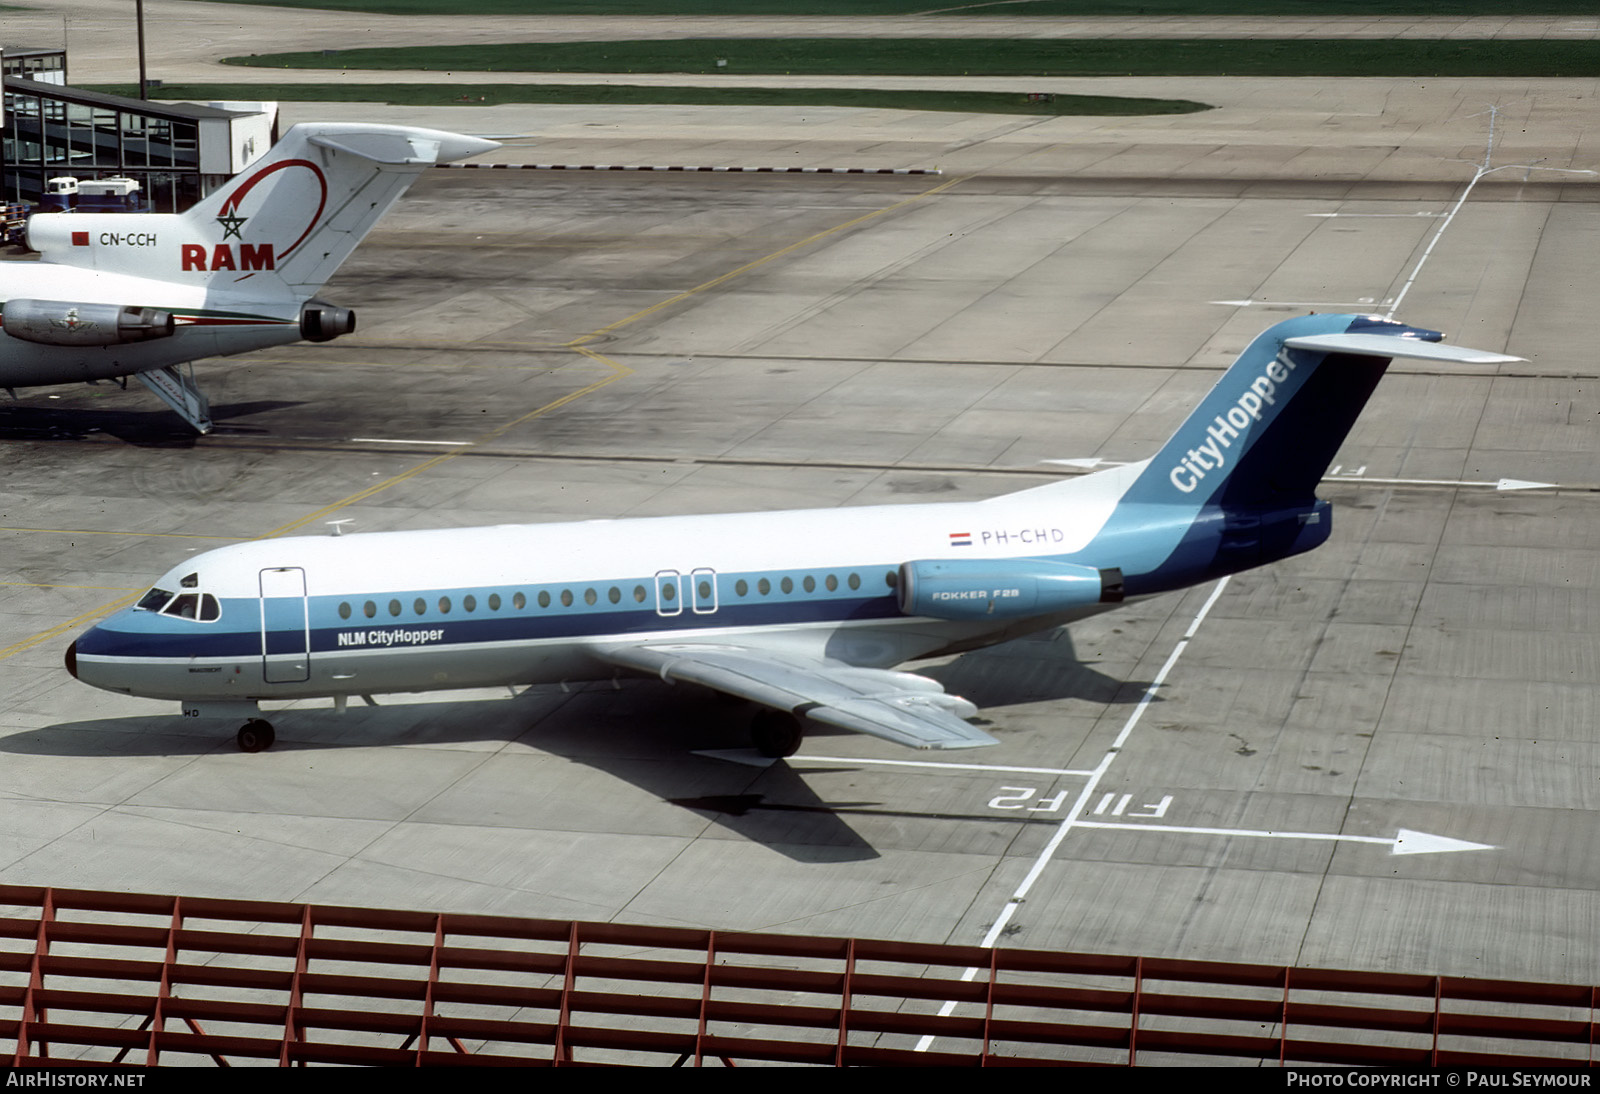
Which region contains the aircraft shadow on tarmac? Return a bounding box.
[9,633,1149,864]
[921,628,1136,709]
[0,400,295,444]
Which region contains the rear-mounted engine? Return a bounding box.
[1,300,174,346]
[300,301,356,342]
[898,558,1123,621]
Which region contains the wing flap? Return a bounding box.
[594,643,997,751]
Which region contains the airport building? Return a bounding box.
[1,46,275,213]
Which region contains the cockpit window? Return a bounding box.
[136,587,174,612]
[179,572,199,589]
[159,592,220,622]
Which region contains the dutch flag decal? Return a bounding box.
[949,532,972,548]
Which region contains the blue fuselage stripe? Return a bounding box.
[77,588,903,661]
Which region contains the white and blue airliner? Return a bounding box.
[66,314,1519,755]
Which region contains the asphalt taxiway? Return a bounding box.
[2,37,1600,1054]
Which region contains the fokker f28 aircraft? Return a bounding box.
[67,313,1519,755]
[2,122,497,432]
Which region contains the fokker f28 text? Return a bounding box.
[67,314,1519,756]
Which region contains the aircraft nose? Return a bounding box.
[65,639,78,679]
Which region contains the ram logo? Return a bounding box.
[181,156,327,280]
[180,243,275,272]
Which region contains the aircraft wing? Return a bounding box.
[592,643,998,751]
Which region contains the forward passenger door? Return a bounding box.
[259,566,310,683]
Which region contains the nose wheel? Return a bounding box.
[236,719,276,753]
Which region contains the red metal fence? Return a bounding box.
[0,884,1594,1066]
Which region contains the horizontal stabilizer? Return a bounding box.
[307,128,499,166]
[1283,333,1523,365]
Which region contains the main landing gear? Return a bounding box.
[236,718,276,753]
[750,710,804,759]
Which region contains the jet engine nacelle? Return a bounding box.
[1,299,174,347]
[898,558,1123,621]
[300,301,356,343]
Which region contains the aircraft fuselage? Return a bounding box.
[0,262,302,387]
[68,480,1156,704]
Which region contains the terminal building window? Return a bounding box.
[3,81,216,212]
[1,50,65,85]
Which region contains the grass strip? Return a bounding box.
[87,83,1211,116]
[226,37,1600,78]
[192,0,1600,17]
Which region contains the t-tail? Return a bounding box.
[1084,313,1521,595]
[11,123,496,432]
[25,123,500,304]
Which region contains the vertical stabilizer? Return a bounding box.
[1121,314,1510,510]
[25,123,498,300]
[1083,314,1521,592]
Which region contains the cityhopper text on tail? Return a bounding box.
[2,122,497,432]
[67,315,1520,756]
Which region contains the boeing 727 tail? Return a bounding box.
[7,123,498,430]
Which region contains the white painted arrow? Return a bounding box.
[1392,828,1496,856]
[1211,298,1387,309]
[1323,473,1557,492]
[1307,212,1443,218]
[1069,819,1494,855]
